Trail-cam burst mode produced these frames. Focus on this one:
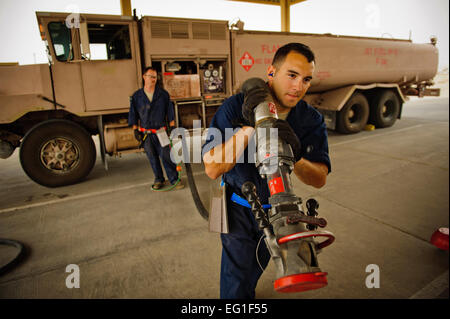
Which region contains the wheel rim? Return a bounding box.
[381,100,396,121]
[40,137,80,174]
[347,104,364,128]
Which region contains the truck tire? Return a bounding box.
[19,119,96,187]
[336,92,369,134]
[369,90,401,128]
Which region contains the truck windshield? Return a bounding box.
[48,22,73,62]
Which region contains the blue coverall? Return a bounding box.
[128,86,178,184]
[202,93,331,299]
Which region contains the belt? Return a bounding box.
[139,126,166,134]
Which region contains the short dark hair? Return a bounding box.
[143,66,157,74]
[272,42,315,67]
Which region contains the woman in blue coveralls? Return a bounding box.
[202,43,331,298]
[129,66,183,190]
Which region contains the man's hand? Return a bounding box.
[134,129,143,142]
[294,159,328,189]
[273,119,302,160]
[241,78,272,127]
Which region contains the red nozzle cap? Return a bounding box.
[430,228,449,250]
[274,272,328,293]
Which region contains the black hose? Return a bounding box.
[0,238,26,276]
[174,131,209,222]
[184,161,209,221]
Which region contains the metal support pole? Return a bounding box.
[280,0,290,32]
[120,0,132,16]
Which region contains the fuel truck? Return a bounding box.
[0,11,440,187]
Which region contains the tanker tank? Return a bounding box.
[231,31,439,93]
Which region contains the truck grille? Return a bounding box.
[210,23,226,40]
[151,20,170,38]
[192,22,210,39]
[170,22,189,39]
[150,19,226,40]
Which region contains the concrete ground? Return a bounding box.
[0,97,448,299]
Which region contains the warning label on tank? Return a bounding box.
[268,176,285,195]
[239,51,255,71]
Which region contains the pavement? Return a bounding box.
[0,97,448,299]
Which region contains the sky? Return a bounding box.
[0,0,448,70]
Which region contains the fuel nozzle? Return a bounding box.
[242,181,335,293]
[241,77,336,293]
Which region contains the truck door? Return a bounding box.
[38,14,85,114]
[78,20,141,111]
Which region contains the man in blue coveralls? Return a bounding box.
[202,43,331,298]
[129,66,183,190]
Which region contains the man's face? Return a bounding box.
[268,52,315,109]
[143,69,157,87]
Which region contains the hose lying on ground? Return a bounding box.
[0,238,26,276]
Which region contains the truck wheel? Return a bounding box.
[369,90,400,128]
[336,92,369,134]
[19,119,96,187]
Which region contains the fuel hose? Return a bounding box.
[184,161,209,221]
[153,131,209,221]
[0,238,26,276]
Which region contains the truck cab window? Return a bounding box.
[87,24,131,60]
[48,22,73,62]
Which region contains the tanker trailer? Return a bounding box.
[231,30,440,133]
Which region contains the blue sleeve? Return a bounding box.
[297,107,332,174]
[128,95,138,126]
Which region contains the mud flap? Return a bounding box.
[97,115,108,171]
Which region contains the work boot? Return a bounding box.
[152,181,165,190]
[172,181,184,190]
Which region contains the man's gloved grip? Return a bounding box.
[134,129,143,142]
[241,78,272,127]
[273,119,302,161]
[241,78,267,96]
[231,118,251,129]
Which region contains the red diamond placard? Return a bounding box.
[239,51,255,71]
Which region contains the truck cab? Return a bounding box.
[37,12,142,114]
